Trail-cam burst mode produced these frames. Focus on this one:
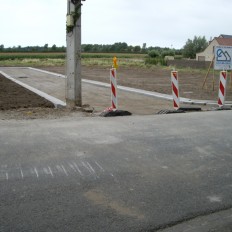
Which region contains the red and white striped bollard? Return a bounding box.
[171,71,180,109]
[110,68,118,110]
[218,71,227,107]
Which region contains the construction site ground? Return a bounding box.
[0,65,231,120]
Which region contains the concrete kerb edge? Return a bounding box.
[84,82,232,106]
[0,70,66,108]
[28,67,66,79]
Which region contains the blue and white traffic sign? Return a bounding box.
[214,46,232,70]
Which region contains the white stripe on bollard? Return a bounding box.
[110,68,118,109]
[171,71,180,109]
[218,71,227,107]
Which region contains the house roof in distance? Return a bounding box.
[219,34,232,38]
[216,37,232,46]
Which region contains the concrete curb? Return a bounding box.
[28,67,66,79]
[0,70,66,108]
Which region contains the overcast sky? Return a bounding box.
[1,0,232,49]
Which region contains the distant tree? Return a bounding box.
[183,36,208,59]
[0,44,4,51]
[113,42,128,52]
[141,43,147,53]
[82,44,93,52]
[127,45,133,53]
[161,50,175,58]
[148,49,160,58]
[51,44,57,51]
[133,45,141,53]
[60,46,66,52]
[44,44,49,51]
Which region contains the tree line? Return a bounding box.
[0,42,178,54]
[0,36,208,59]
[0,44,65,53]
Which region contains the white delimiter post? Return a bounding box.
[66,0,82,107]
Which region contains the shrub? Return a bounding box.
[145,57,167,66]
[161,50,175,58]
[148,50,160,58]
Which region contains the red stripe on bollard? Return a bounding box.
[171,71,180,110]
[218,71,227,107]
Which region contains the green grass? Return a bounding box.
[0,52,146,67]
[0,52,216,74]
[0,52,65,60]
[0,52,146,60]
[0,58,65,67]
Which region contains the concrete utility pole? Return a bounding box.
[66,0,82,107]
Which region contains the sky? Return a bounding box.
[1,0,232,49]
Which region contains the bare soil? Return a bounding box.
[1,65,231,120]
[0,73,53,110]
[0,73,91,120]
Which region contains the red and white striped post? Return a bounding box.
[218,71,227,107]
[110,68,118,110]
[171,71,180,109]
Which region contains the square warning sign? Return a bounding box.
[214,46,232,70]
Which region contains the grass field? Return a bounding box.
[0,52,217,76]
[0,52,147,67]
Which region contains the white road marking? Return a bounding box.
[86,162,96,174]
[34,168,39,178]
[73,162,83,176]
[68,163,77,172]
[56,165,65,175]
[95,161,105,172]
[0,161,108,181]
[48,166,54,177]
[82,161,92,174]
[20,169,24,179]
[61,165,68,176]
[207,196,222,203]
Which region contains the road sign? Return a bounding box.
[214,46,232,70]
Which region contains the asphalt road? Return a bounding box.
[0,111,232,231]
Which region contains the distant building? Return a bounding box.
[219,34,232,39]
[196,35,232,61]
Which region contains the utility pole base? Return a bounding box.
[66,99,82,108]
